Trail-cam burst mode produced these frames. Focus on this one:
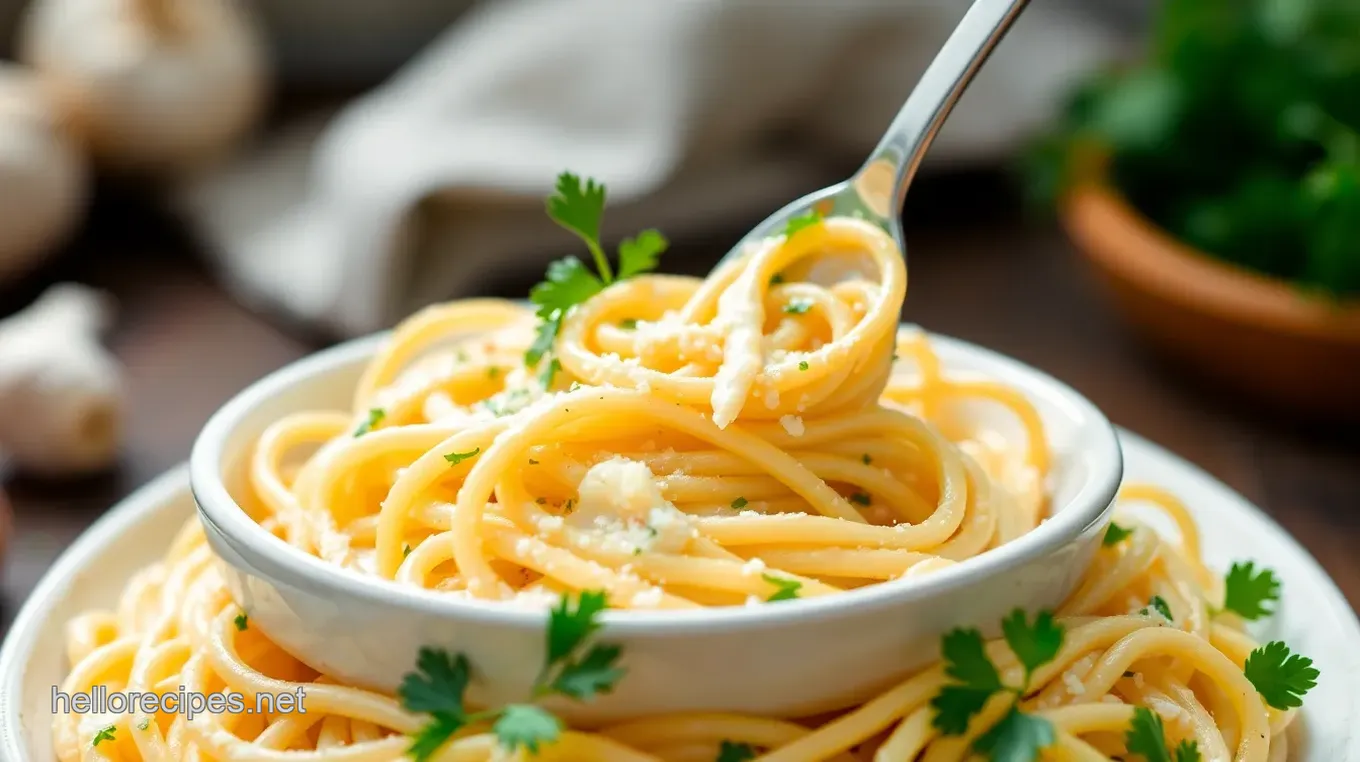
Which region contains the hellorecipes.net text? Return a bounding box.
[52,685,308,721]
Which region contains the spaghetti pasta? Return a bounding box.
[243,217,1049,608]
[53,485,1302,761]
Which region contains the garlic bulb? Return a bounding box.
[18,0,268,176]
[0,64,88,285]
[0,283,125,476]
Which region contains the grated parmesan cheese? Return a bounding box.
[764,388,780,409]
[779,415,805,436]
[569,457,694,555]
[630,587,664,607]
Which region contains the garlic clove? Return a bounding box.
[0,283,125,477]
[0,64,89,284]
[18,0,269,177]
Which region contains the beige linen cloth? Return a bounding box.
[176,0,1120,338]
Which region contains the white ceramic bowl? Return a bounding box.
[188,330,1122,722]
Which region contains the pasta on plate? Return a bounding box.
[53,175,1316,761]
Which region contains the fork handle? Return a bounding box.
[859,0,1031,217]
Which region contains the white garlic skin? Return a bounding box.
[18,0,268,176]
[0,283,125,476]
[0,65,88,284]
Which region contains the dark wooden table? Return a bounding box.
[1,172,1356,637]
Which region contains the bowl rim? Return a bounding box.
[1063,181,1360,343]
[189,328,1123,635]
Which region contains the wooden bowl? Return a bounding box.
[1062,181,1360,420]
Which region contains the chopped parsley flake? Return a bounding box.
[444,448,481,466]
[784,209,823,238]
[762,573,801,602]
[354,407,386,437]
[1144,595,1173,621]
[1103,522,1133,546]
[717,740,758,762]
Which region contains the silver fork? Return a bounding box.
[720,0,1031,264]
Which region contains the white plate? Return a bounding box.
[2,433,1358,761]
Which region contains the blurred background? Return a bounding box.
[0,0,1355,633]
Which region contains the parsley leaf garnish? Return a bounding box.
[1219,561,1281,620]
[494,704,562,754]
[444,448,481,466]
[551,643,625,699]
[399,648,471,717]
[541,590,626,701]
[973,706,1055,762]
[1126,706,1202,762]
[546,589,607,665]
[762,573,801,602]
[400,591,624,759]
[547,173,610,281]
[530,258,605,320]
[354,407,386,437]
[931,609,1064,760]
[784,209,823,238]
[540,357,562,388]
[1001,610,1064,683]
[931,627,1003,734]
[618,229,669,279]
[717,740,758,762]
[407,714,465,761]
[1243,641,1318,710]
[526,258,603,366]
[398,649,471,760]
[1174,740,1204,762]
[92,725,116,746]
[233,613,248,631]
[528,173,666,370]
[526,314,565,368]
[1103,522,1133,546]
